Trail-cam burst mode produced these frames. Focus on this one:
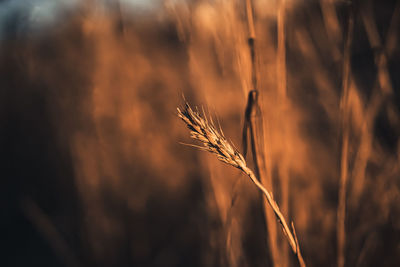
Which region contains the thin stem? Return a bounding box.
[241,165,306,267]
[277,1,290,265]
[246,0,258,91]
[337,6,354,267]
[277,0,287,99]
[244,2,280,266]
[242,90,280,267]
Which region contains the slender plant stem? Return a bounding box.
[337,6,354,267]
[243,90,280,267]
[241,165,306,267]
[244,1,281,266]
[246,0,257,91]
[277,1,290,265]
[277,0,287,100]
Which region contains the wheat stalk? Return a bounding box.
[337,6,354,267]
[177,102,306,267]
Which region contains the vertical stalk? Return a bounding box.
[277,0,289,265]
[244,1,280,266]
[277,0,287,100]
[246,0,257,91]
[243,90,280,267]
[244,1,305,267]
[337,6,354,267]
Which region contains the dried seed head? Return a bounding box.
[177,102,246,170]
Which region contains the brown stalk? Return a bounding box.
[177,102,306,267]
[277,0,287,100]
[245,0,257,91]
[337,5,354,267]
[244,1,281,266]
[277,0,290,265]
[242,90,280,267]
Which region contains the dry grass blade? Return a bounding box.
[177,101,306,267]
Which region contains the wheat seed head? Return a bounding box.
[177,102,246,170]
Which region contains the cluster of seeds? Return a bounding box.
[177,103,246,170]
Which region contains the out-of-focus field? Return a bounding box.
[1,0,400,266]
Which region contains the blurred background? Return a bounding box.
[1,0,399,266]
